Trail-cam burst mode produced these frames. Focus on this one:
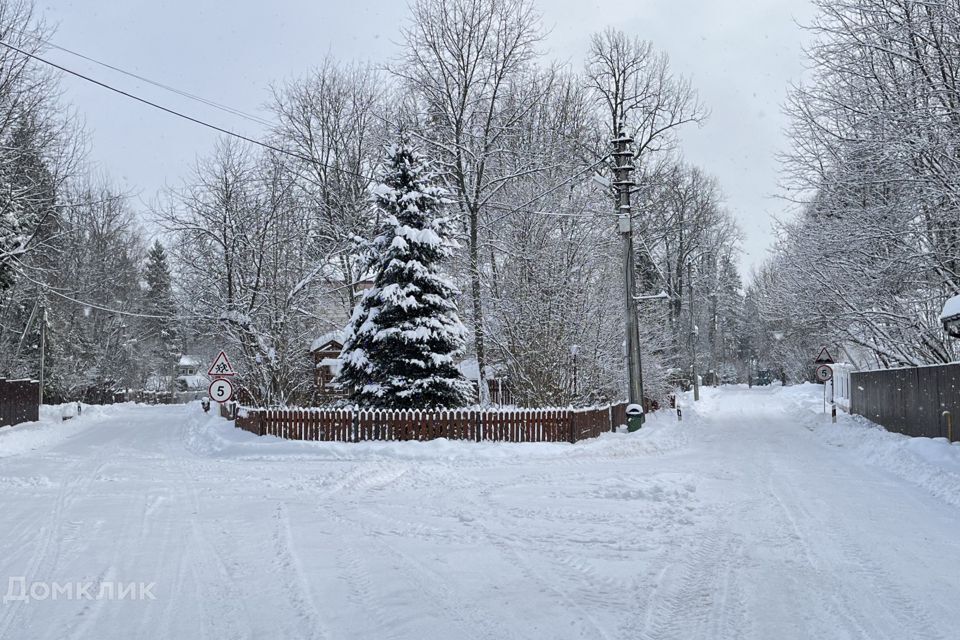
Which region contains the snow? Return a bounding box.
[175,374,208,390]
[0,403,119,459]
[1,385,959,638]
[940,293,960,321]
[176,355,199,368]
[310,329,347,353]
[456,358,500,381]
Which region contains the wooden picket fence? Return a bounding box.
[221,402,629,444]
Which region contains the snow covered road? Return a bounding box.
[1,385,959,639]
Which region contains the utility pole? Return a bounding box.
[39,307,47,406]
[687,260,700,401]
[612,124,644,419]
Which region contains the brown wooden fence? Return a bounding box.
[220,402,629,444]
[851,363,959,441]
[0,378,40,428]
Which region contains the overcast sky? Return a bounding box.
[41,0,816,276]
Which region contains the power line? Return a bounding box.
[0,38,614,227]
[483,156,613,228]
[20,32,274,127]
[0,38,365,177]
[14,265,176,320]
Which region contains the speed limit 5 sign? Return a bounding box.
[208,377,234,403]
[815,364,833,382]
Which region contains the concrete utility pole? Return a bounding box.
[687,261,700,402]
[612,125,644,419]
[39,307,47,406]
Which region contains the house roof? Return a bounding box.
[311,329,348,353]
[178,355,201,367]
[941,294,960,321]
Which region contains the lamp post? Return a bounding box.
[687,260,700,402]
[570,344,579,397]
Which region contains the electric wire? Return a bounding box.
[14,30,274,127]
[14,264,177,320]
[0,38,624,238]
[0,38,355,176]
[1,37,615,224]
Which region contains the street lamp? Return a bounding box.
[941,294,960,338]
[570,344,579,396]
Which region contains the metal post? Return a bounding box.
[687,261,699,402]
[570,344,579,397]
[612,125,644,420]
[39,307,46,406]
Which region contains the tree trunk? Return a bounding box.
[470,207,489,405]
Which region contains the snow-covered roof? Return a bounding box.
[178,355,200,367]
[311,329,348,352]
[940,294,960,322]
[317,357,343,375]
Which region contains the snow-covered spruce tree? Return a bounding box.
[336,141,473,409]
[143,240,179,383]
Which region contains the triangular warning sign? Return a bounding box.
[208,351,237,377]
[815,347,835,364]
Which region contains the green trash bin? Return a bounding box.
[626,403,644,432]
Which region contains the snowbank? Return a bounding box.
[772,383,960,508]
[1,402,120,458]
[184,404,691,464]
[816,417,960,507]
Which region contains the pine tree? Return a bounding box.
[336,141,473,409]
[143,240,179,385]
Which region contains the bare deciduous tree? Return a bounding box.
[393,0,550,403]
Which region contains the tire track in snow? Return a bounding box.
[463,483,618,640]
[271,503,330,640]
[835,538,947,640]
[334,538,401,640]
[0,450,111,638]
[319,500,520,640]
[157,418,257,640]
[631,526,750,640]
[767,475,899,640]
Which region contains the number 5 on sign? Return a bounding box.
[208,378,233,403]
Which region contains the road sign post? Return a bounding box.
[815,364,833,383]
[208,378,233,404]
[208,351,237,378]
[815,347,835,365]
[814,347,835,415]
[207,351,237,405]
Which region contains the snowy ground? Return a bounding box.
[1,384,959,639]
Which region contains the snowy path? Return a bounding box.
[1,385,959,639]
